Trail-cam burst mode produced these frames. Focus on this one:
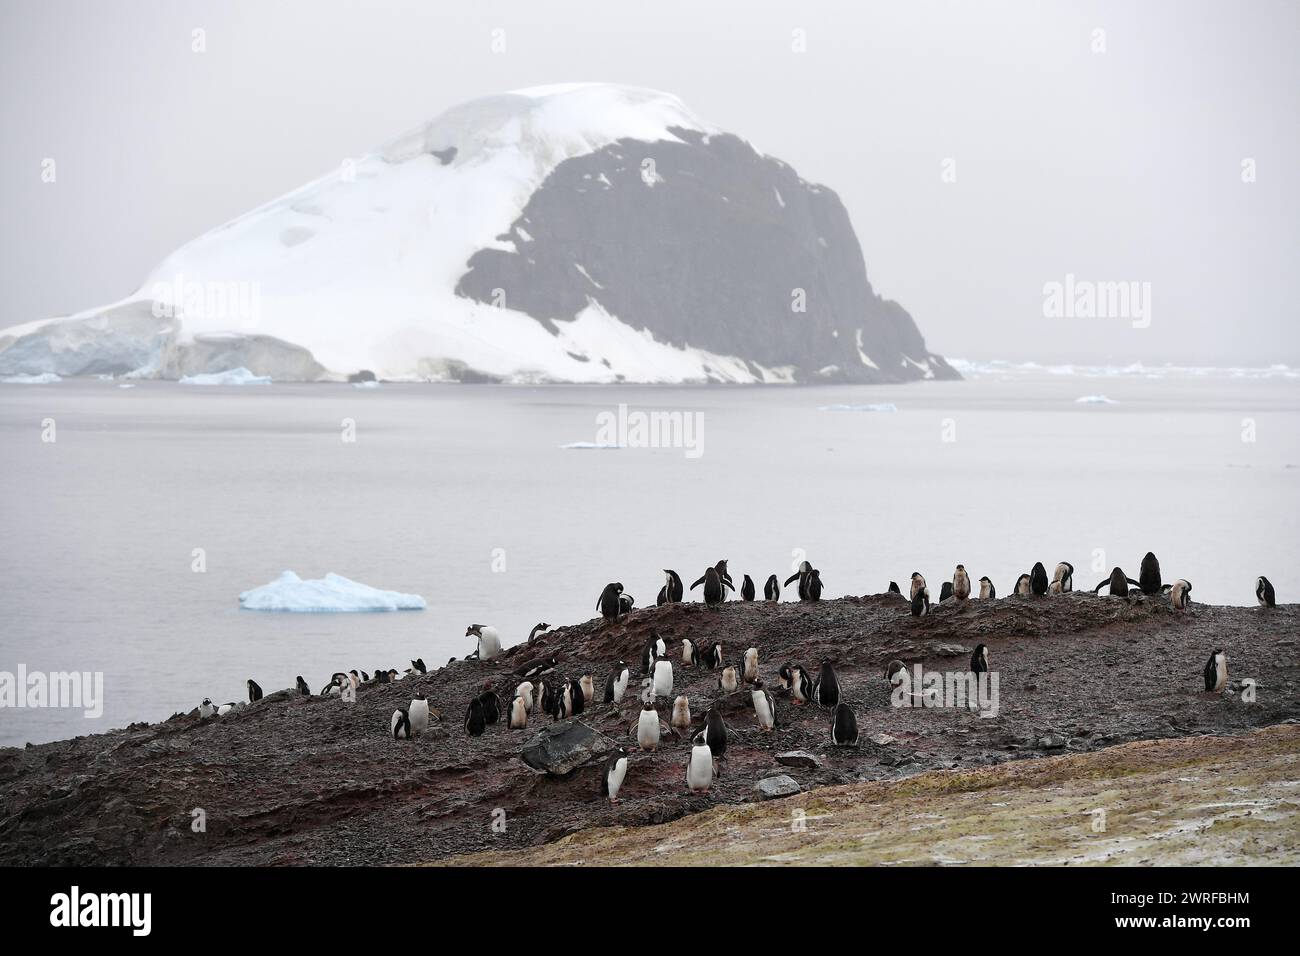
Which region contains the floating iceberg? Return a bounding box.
[560,441,624,450]
[179,367,272,386]
[817,402,898,413]
[239,571,426,612]
[1074,395,1119,404]
[2,372,61,384]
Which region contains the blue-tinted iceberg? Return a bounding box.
[239,570,426,612]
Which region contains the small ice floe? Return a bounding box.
[239,570,426,612]
[179,367,271,386]
[1074,395,1119,404]
[560,441,624,450]
[2,373,61,384]
[352,380,381,389]
[817,402,898,413]
[118,383,136,389]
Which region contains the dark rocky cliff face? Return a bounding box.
[456,129,957,384]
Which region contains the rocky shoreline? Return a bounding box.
[0,592,1296,865]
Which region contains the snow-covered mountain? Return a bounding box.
[0,83,956,384]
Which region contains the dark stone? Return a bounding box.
[776,750,820,768]
[520,721,614,776]
[756,774,801,798]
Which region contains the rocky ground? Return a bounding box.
[0,591,1296,865]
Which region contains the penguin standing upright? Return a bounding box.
[703,708,727,767]
[409,693,430,736]
[604,661,630,703]
[686,733,714,794]
[743,647,759,684]
[199,698,217,719]
[1014,574,1032,596]
[1094,567,1137,597]
[786,561,813,596]
[1169,579,1193,611]
[636,700,661,751]
[741,574,756,601]
[703,641,724,669]
[888,581,901,595]
[804,569,824,601]
[477,684,502,723]
[652,656,674,697]
[777,664,794,690]
[1050,562,1074,594]
[567,678,585,716]
[691,566,730,607]
[601,747,629,804]
[1203,649,1228,692]
[752,680,776,731]
[657,570,684,605]
[515,680,536,713]
[911,586,931,616]
[391,707,411,739]
[1139,552,1162,595]
[952,565,971,601]
[579,674,596,707]
[596,583,624,621]
[970,644,989,676]
[1256,576,1276,608]
[508,693,528,729]
[295,676,311,696]
[909,572,928,602]
[830,702,858,746]
[885,660,907,688]
[670,694,691,734]
[467,624,501,660]
[979,577,996,600]
[464,697,486,736]
[1030,562,1049,596]
[641,632,667,673]
[939,582,954,603]
[764,574,780,601]
[247,679,263,703]
[815,659,841,707]
[717,665,739,694]
[681,638,699,668]
[789,665,814,705]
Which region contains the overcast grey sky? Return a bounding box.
[2,0,1296,365]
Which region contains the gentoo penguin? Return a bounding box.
[512,654,558,681]
[978,577,996,600]
[741,574,756,601]
[652,656,674,697]
[409,693,431,736]
[764,574,781,601]
[601,747,629,804]
[516,680,536,713]
[408,658,427,675]
[555,680,574,720]
[467,624,501,660]
[939,582,954,603]
[953,564,971,601]
[815,659,841,707]
[508,693,528,730]
[604,661,630,703]
[636,700,661,751]
[1030,562,1049,596]
[319,674,343,696]
[691,566,730,606]
[1138,552,1162,595]
[686,733,714,793]
[596,582,624,621]
[391,707,411,739]
[703,641,724,669]
[1093,567,1137,597]
[216,701,241,716]
[910,587,930,617]
[1203,649,1228,692]
[567,678,585,716]
[717,665,739,694]
[477,684,502,723]
[777,664,794,690]
[641,632,668,674]
[804,569,824,601]
[713,559,735,590]
[885,660,907,688]
[1257,576,1276,608]
[1014,574,1032,596]
[372,669,389,685]
[247,679,263,703]
[888,581,901,595]
[1168,579,1193,611]
[681,638,699,668]
[670,695,691,734]
[528,622,551,644]
[464,697,487,736]
[830,702,859,746]
[752,680,776,731]
[541,679,559,719]
[790,665,814,705]
[786,560,813,594]
[970,644,989,676]
[1050,562,1074,594]
[909,572,927,602]
[618,591,635,616]
[743,647,759,684]
[579,674,596,707]
[657,570,684,605]
[703,708,728,765]
[199,698,217,719]
[295,676,311,696]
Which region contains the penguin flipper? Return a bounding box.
[689,575,705,590]
[783,572,800,586]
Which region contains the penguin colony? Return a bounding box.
[196,556,1278,800]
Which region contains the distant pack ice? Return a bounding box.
[0,83,956,385]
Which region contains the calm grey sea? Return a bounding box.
[1,372,1297,746]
